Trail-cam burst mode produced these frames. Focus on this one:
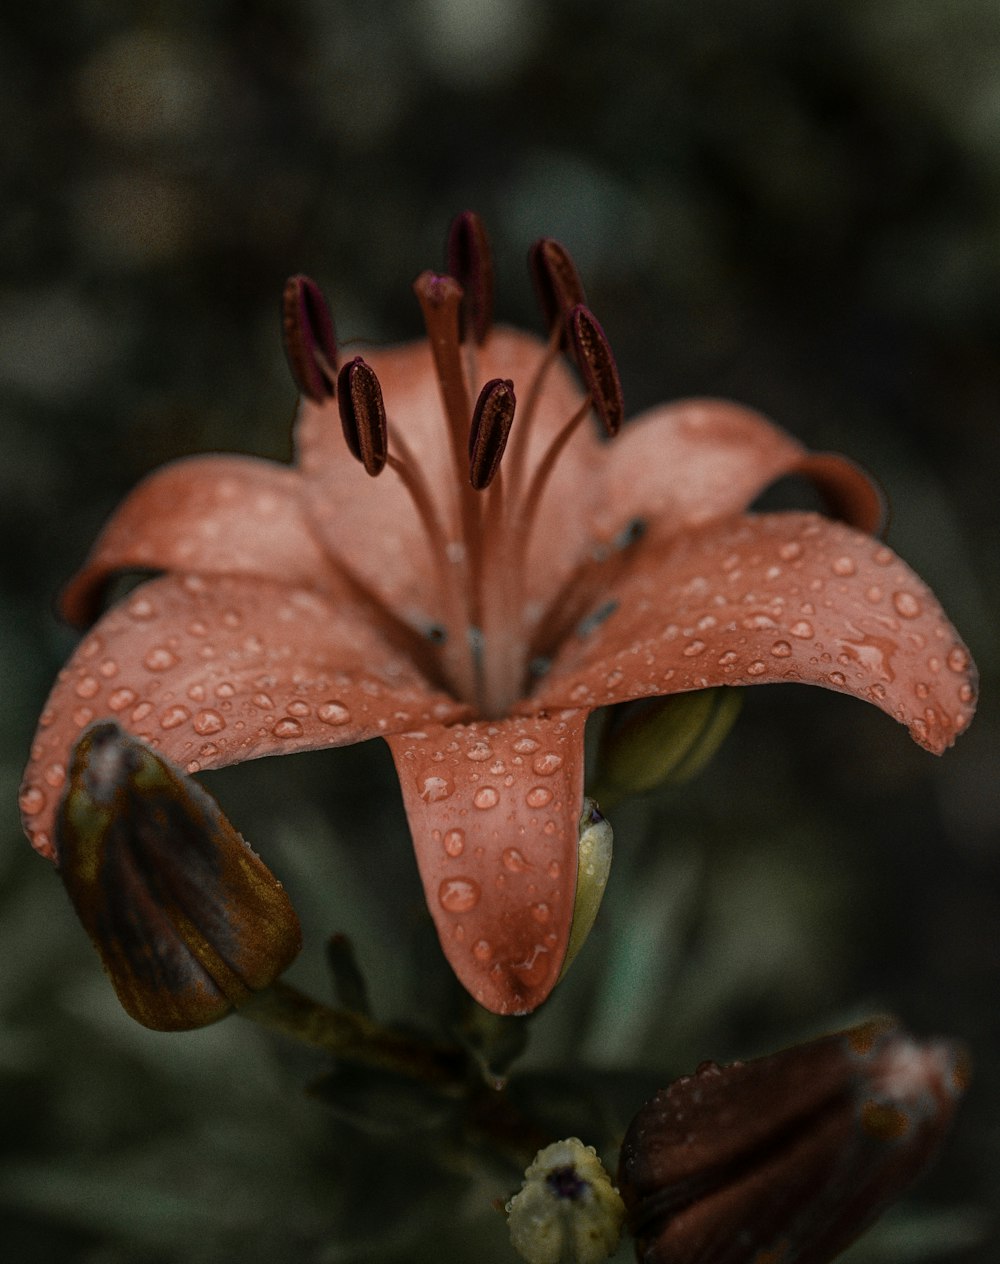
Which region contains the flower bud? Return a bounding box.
[56,722,302,1031]
[558,799,613,980]
[507,1137,626,1264]
[618,1019,968,1264]
[595,688,741,801]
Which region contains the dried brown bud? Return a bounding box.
[618,1019,967,1264]
[56,723,302,1031]
[282,274,338,403]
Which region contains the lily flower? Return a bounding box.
[20,213,976,1015]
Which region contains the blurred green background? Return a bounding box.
[2,1,998,1260]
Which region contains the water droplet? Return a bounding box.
[253,692,275,710]
[44,763,66,789]
[959,683,974,703]
[273,718,303,738]
[947,646,969,673]
[472,939,492,962]
[215,682,236,699]
[547,860,561,879]
[502,847,533,873]
[789,620,814,639]
[511,945,551,989]
[443,828,465,857]
[188,619,209,637]
[831,556,856,577]
[915,681,930,699]
[72,707,94,727]
[873,547,894,566]
[439,877,481,913]
[747,660,766,676]
[99,659,119,679]
[474,786,500,810]
[286,699,311,717]
[420,773,454,803]
[683,639,706,657]
[318,701,351,725]
[74,675,100,699]
[778,541,802,561]
[127,595,156,620]
[526,786,553,808]
[193,709,226,736]
[466,740,492,761]
[81,636,102,659]
[770,640,792,658]
[532,752,563,776]
[869,682,887,700]
[131,701,154,722]
[19,785,46,815]
[144,646,178,671]
[187,683,206,702]
[160,705,190,730]
[531,902,551,924]
[718,650,738,667]
[569,683,591,703]
[892,591,922,619]
[221,608,243,628]
[829,671,847,686]
[512,736,540,755]
[742,614,777,631]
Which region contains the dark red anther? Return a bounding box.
[447,211,494,346]
[282,275,338,403]
[618,1019,968,1264]
[529,237,587,343]
[337,356,388,477]
[568,304,624,436]
[468,378,516,490]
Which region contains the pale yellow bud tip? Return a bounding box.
[506,1137,625,1264]
[558,800,613,981]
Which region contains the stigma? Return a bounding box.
[282,212,627,719]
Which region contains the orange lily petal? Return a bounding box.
[385,709,587,1015]
[21,572,468,861]
[61,456,331,627]
[532,512,977,755]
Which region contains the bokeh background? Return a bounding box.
[2,1,998,1260]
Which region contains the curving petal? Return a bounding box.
[61,455,333,627]
[385,709,588,1016]
[22,573,468,861]
[530,512,977,755]
[296,327,604,628]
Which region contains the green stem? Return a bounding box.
[238,981,467,1090]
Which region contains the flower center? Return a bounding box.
[285,213,626,719]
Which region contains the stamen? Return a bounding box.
[529,238,587,343]
[447,211,494,346]
[468,378,516,491]
[282,275,338,403]
[568,304,624,436]
[337,357,388,476]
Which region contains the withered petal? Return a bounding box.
[385,710,587,1016]
[60,456,331,628]
[533,511,977,755]
[21,573,468,861]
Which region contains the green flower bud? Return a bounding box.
[558,799,613,980]
[56,722,302,1031]
[507,1137,625,1264]
[594,688,741,803]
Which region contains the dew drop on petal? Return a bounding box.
[832,556,857,577]
[439,877,481,913]
[789,620,814,639]
[683,639,706,657]
[193,709,226,736]
[253,692,275,710]
[779,541,802,561]
[526,786,553,808]
[108,688,137,712]
[511,945,551,989]
[466,740,492,761]
[19,786,46,815]
[472,939,493,962]
[513,736,540,754]
[159,705,190,730]
[286,699,311,717]
[131,701,153,722]
[99,659,119,679]
[770,640,793,658]
[127,596,156,620]
[73,707,94,727]
[44,763,66,789]
[420,773,454,803]
[532,752,563,776]
[959,683,974,703]
[747,660,766,676]
[893,591,922,619]
[473,786,500,810]
[947,646,969,673]
[215,682,237,699]
[144,646,178,671]
[502,847,533,873]
[829,671,847,686]
[443,828,465,857]
[273,718,303,738]
[318,701,351,725]
[531,902,551,924]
